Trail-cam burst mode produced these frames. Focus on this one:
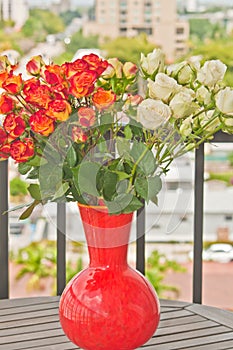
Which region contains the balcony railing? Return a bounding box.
[1,131,233,301]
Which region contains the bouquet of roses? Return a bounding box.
[0,49,232,217]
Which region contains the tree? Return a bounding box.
[101,34,156,63]
[22,9,65,42]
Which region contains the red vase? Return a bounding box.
[59,204,160,350]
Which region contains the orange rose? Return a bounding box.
[26,55,45,76]
[46,99,72,122]
[78,107,96,127]
[92,88,116,110]
[72,126,88,143]
[29,110,54,136]
[69,70,97,98]
[0,143,10,159]
[0,127,8,146]
[65,59,89,77]
[82,54,109,76]
[2,73,23,94]
[24,82,52,108]
[3,113,26,140]
[10,138,34,163]
[44,64,66,86]
[0,71,8,88]
[0,93,14,114]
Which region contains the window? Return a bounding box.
[176,27,184,35]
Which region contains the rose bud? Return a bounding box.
[72,126,88,143]
[26,55,45,76]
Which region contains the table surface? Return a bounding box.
[0,296,233,350]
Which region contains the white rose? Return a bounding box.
[180,116,193,137]
[196,86,212,105]
[137,98,171,130]
[169,89,198,119]
[148,73,179,102]
[197,60,227,87]
[167,62,194,84]
[215,87,233,115]
[107,58,123,78]
[140,49,165,76]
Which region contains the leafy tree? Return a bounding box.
[189,18,226,41]
[10,177,28,197]
[101,34,155,64]
[22,9,65,41]
[59,10,81,26]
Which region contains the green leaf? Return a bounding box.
[106,193,133,214]
[135,177,148,200]
[26,167,39,180]
[130,142,157,176]
[66,145,77,167]
[52,183,70,201]
[18,163,32,175]
[124,125,133,140]
[103,170,118,201]
[19,200,41,220]
[123,196,143,213]
[27,155,47,166]
[73,162,101,197]
[116,138,131,158]
[148,176,162,200]
[27,184,42,200]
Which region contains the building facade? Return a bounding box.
[83,0,189,62]
[0,0,29,30]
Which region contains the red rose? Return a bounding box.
[46,99,71,122]
[2,73,23,94]
[0,127,8,146]
[24,81,52,109]
[3,113,26,140]
[69,70,97,98]
[65,59,89,77]
[0,143,10,159]
[82,54,109,76]
[10,138,34,163]
[44,64,66,86]
[0,93,14,114]
[92,88,116,110]
[78,107,96,127]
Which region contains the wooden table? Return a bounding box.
[0,296,233,349]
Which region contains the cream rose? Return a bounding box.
[140,49,165,76]
[180,116,193,137]
[196,86,212,106]
[137,98,171,130]
[148,73,179,102]
[169,89,198,119]
[215,87,233,115]
[197,60,227,87]
[107,58,123,78]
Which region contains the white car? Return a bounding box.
[189,243,233,263]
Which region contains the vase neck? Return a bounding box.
[78,205,134,268]
[88,244,129,268]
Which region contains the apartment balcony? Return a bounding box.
[0,131,233,349]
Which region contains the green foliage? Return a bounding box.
[59,10,81,26]
[146,250,186,298]
[10,177,28,197]
[189,19,226,41]
[101,34,156,63]
[228,151,233,167]
[207,171,233,186]
[22,9,65,41]
[10,240,84,293]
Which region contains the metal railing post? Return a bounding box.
[136,205,145,275]
[0,160,9,299]
[57,202,66,295]
[193,144,204,304]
